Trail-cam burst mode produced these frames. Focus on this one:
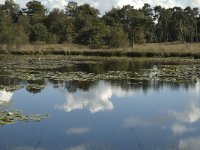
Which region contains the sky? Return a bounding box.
[1,0,200,14]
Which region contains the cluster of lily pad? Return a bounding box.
[3,65,200,84]
[144,64,200,83]
[0,55,99,71]
[0,55,200,89]
[0,84,24,91]
[0,103,48,127]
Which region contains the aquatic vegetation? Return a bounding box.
[145,65,200,83]
[0,55,200,92]
[0,103,49,127]
[3,65,200,84]
[26,84,45,93]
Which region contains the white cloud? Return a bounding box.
[13,0,200,14]
[45,0,67,10]
[55,82,133,113]
[0,90,13,104]
[44,0,183,14]
[66,127,90,135]
[187,0,200,7]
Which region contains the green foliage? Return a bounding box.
[25,0,47,25]
[105,26,129,48]
[71,3,105,47]
[17,15,31,34]
[45,8,72,43]
[154,6,199,43]
[0,15,28,46]
[26,0,47,16]
[46,33,59,44]
[29,23,48,42]
[102,4,154,46]
[135,26,146,44]
[0,1,200,49]
[65,1,78,17]
[2,0,20,22]
[13,25,29,44]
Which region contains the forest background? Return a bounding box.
[1,0,200,51]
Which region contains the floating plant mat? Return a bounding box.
[2,65,200,83]
[0,55,200,86]
[0,103,49,127]
[145,64,200,82]
[0,55,100,71]
[0,55,198,71]
[0,85,24,91]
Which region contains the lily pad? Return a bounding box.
[0,103,49,127]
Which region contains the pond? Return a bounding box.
[0,55,200,150]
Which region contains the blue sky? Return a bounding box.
[1,0,199,14]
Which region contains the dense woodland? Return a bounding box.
[1,0,200,48]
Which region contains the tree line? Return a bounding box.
[1,0,200,48]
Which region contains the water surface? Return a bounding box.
[0,56,200,150]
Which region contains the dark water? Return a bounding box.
[0,56,200,150]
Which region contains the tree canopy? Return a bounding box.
[0,0,200,48]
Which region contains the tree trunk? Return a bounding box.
[132,24,134,48]
[195,19,198,42]
[165,20,169,42]
[180,20,184,42]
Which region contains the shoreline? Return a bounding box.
[1,43,200,58]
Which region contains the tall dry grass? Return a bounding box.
[1,43,200,58]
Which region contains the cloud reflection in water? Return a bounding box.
[178,137,200,150]
[124,99,200,135]
[189,79,200,95]
[65,143,111,150]
[56,82,133,113]
[65,145,86,150]
[0,90,13,104]
[66,127,91,135]
[169,100,200,123]
[171,123,194,135]
[124,117,158,127]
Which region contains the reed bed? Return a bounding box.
[1,43,200,58]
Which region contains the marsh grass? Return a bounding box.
[1,43,200,58]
